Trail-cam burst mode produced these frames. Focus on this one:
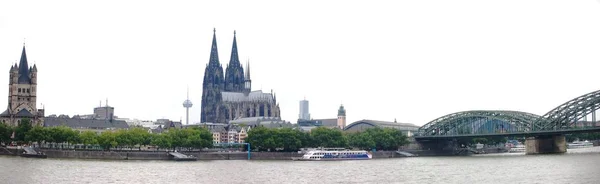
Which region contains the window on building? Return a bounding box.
[27,89,30,93]
[18,88,21,93]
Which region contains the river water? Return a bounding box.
[1,148,600,184]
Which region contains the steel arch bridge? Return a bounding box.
[536,89,600,130]
[416,89,600,139]
[417,110,544,137]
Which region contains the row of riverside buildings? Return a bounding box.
[1,31,423,146]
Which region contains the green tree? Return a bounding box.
[246,126,273,151]
[348,128,409,151]
[192,127,213,149]
[128,127,151,149]
[14,119,33,143]
[47,126,78,148]
[165,129,186,150]
[277,128,303,151]
[115,129,134,149]
[79,131,98,148]
[300,130,313,148]
[348,132,376,150]
[164,128,213,150]
[0,123,13,145]
[66,129,80,146]
[311,127,347,148]
[97,131,118,150]
[150,133,171,150]
[25,126,48,147]
[384,128,409,149]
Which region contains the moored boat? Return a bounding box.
[20,152,47,158]
[509,144,525,153]
[567,140,594,149]
[292,148,372,161]
[20,146,47,158]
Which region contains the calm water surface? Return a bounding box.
[1,148,600,184]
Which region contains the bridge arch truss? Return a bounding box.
[417,111,544,137]
[538,90,600,130]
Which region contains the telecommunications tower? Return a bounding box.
[182,87,193,125]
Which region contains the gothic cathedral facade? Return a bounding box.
[201,29,280,123]
[0,46,44,126]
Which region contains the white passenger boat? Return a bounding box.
[567,141,594,149]
[509,144,526,153]
[292,148,372,161]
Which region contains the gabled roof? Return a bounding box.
[15,109,35,117]
[0,109,11,117]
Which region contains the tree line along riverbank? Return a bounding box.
[1,119,410,152]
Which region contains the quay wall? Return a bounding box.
[2,148,413,160]
[42,150,172,160]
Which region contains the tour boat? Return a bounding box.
[292,148,372,161]
[567,140,594,149]
[508,144,526,153]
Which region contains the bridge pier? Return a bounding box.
[525,135,566,155]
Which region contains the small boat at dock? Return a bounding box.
[21,147,47,158]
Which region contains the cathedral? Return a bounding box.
[0,45,44,126]
[201,29,280,123]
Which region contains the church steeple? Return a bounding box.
[229,30,241,67]
[243,60,252,94]
[224,30,245,92]
[201,29,226,123]
[245,60,251,81]
[208,28,220,67]
[18,46,31,84]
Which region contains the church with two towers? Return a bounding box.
[201,29,280,123]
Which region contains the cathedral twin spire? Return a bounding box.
[208,28,220,67]
[201,29,253,123]
[205,29,248,93]
[203,28,251,93]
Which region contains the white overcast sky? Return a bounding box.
[1,0,600,126]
